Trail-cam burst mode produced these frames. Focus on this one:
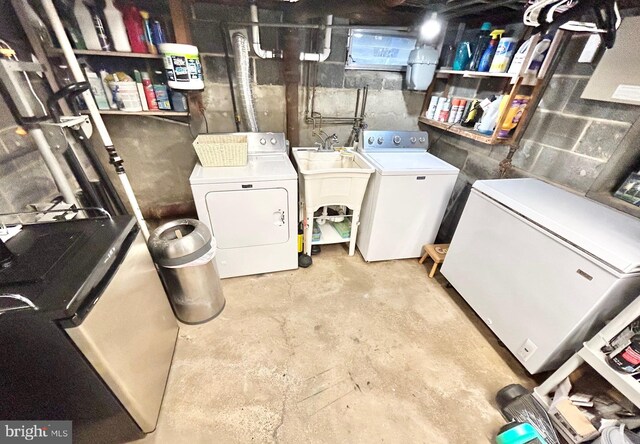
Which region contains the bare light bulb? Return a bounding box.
[420,13,441,42]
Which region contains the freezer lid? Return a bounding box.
[474,178,640,274]
[189,153,297,184]
[363,152,459,175]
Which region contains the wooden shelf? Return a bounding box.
[81,110,189,117]
[418,117,512,145]
[436,68,517,79]
[48,48,163,59]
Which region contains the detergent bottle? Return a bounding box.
[478,29,505,72]
[468,22,492,71]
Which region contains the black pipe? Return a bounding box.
[221,23,242,132]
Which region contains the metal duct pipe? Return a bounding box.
[232,32,259,132]
[300,15,333,62]
[250,4,283,59]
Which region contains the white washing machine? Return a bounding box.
[356,130,459,262]
[190,132,298,278]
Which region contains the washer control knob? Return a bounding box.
[393,135,402,145]
[410,137,417,144]
[270,138,277,145]
[377,137,384,145]
[367,136,375,145]
[419,137,426,143]
[260,138,267,145]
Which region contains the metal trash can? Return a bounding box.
[148,219,225,324]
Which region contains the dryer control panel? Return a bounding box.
[359,130,429,152]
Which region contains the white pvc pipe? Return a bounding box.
[300,15,333,62]
[30,128,79,206]
[41,0,150,239]
[250,5,282,59]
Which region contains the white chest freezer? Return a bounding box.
[441,178,640,374]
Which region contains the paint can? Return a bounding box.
[159,43,204,90]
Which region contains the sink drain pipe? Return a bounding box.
[41,0,150,239]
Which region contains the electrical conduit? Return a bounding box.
[41,0,150,239]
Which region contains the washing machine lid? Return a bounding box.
[363,152,459,176]
[190,154,297,184]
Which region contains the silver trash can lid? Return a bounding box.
[148,219,214,267]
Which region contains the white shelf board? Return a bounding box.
[578,343,640,408]
[312,222,350,245]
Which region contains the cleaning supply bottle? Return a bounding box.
[141,72,159,110]
[56,0,86,50]
[453,41,473,71]
[151,20,166,45]
[91,7,111,50]
[120,4,148,53]
[476,95,503,135]
[478,29,504,72]
[103,0,131,52]
[153,71,171,110]
[468,22,492,71]
[140,10,157,54]
[74,0,101,50]
[498,96,529,139]
[490,35,518,73]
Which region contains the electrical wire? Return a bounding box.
[0,39,47,116]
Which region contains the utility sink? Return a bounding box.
[292,148,375,256]
[292,148,374,210]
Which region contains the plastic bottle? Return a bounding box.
[490,36,518,73]
[91,8,111,50]
[468,22,492,71]
[140,10,157,54]
[476,95,503,135]
[170,90,188,112]
[153,71,171,110]
[497,95,529,139]
[478,29,504,72]
[453,41,473,71]
[103,0,131,52]
[152,20,166,45]
[74,0,101,50]
[141,72,159,110]
[120,4,148,53]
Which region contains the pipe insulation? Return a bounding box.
[300,15,333,62]
[232,32,260,132]
[41,0,149,239]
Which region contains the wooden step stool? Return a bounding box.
[419,244,450,278]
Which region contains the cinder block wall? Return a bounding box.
[426,33,640,242]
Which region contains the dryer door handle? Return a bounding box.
[273,210,285,226]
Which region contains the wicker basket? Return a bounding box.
[192,134,248,167]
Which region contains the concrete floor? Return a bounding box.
[140,245,533,443]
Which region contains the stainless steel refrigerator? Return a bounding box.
[0,216,178,443]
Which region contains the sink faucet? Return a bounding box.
[314,131,339,151]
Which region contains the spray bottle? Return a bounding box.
[478,29,504,72]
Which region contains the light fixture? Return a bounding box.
[420,12,442,42]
